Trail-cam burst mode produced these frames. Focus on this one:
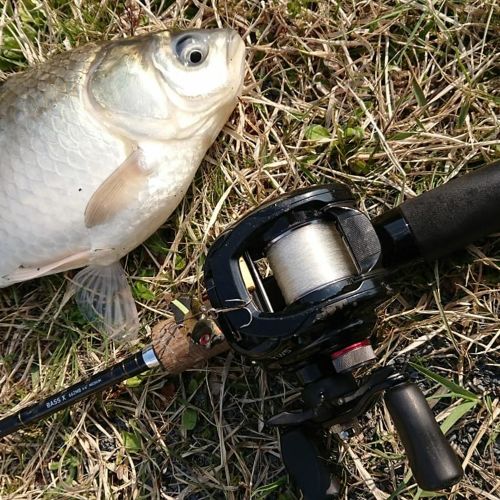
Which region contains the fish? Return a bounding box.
[0,29,245,340]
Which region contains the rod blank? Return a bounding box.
[0,347,159,438]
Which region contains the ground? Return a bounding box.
[0,1,498,499]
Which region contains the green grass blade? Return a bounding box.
[409,362,479,402]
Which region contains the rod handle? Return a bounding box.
[394,161,500,261]
[384,383,463,491]
[280,427,340,499]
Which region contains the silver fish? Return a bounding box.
[0,29,245,339]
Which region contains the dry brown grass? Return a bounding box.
[0,0,499,499]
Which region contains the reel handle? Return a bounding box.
[280,427,341,499]
[376,160,500,263]
[384,383,463,491]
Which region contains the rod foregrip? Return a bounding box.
[377,161,500,263]
[384,383,463,491]
[152,319,229,374]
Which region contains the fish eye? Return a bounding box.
[175,35,208,67]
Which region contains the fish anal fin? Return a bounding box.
[84,148,150,228]
[69,262,139,342]
[2,251,91,284]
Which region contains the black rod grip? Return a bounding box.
[384,383,463,491]
[396,160,500,261]
[280,428,340,499]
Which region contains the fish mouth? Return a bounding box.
[226,30,246,95]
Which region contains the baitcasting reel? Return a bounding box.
[204,183,383,369]
[204,161,500,497]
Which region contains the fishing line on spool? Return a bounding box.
[266,220,356,303]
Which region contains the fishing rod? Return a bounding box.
[0,301,228,438]
[1,160,499,498]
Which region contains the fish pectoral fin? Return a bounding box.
[84,148,151,228]
[69,262,139,342]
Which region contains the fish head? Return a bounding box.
[156,29,246,141]
[87,29,245,142]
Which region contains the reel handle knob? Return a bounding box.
[384,383,463,491]
[280,427,340,499]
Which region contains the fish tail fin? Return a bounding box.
[69,262,139,342]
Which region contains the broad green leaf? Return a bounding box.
[31,369,40,388]
[122,430,142,453]
[305,124,330,141]
[411,78,427,107]
[133,281,156,301]
[175,254,186,271]
[123,375,143,388]
[457,100,470,128]
[146,233,169,254]
[349,160,370,174]
[344,126,364,140]
[187,377,200,395]
[181,407,198,431]
[440,401,477,434]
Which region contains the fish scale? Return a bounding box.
[0,54,123,276]
[0,29,245,340]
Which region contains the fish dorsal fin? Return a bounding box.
[70,262,139,341]
[84,148,150,228]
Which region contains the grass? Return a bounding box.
[0,0,499,498]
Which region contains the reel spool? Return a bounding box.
[204,183,384,369]
[266,220,356,304]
